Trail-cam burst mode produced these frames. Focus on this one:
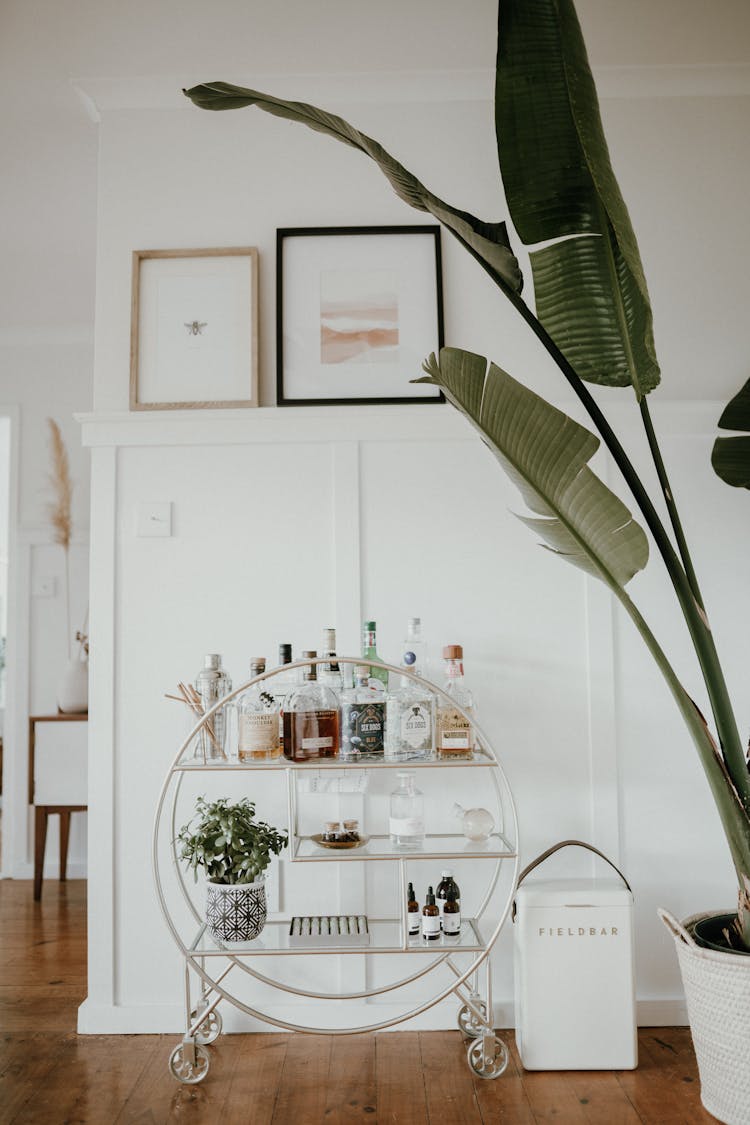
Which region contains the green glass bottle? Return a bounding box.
[362,620,389,691]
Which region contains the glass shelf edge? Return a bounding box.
[173,754,497,772]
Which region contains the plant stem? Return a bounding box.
[639,397,706,609]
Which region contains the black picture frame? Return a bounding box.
[279,223,445,405]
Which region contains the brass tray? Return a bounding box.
[311,833,368,851]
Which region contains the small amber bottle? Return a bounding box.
[422,886,440,941]
[443,888,461,937]
[407,882,420,936]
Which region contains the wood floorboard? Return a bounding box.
[0,879,712,1124]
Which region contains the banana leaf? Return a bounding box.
[183,82,522,295]
[418,347,648,586]
[712,376,750,489]
[495,0,660,398]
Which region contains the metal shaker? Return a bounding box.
[194,654,232,760]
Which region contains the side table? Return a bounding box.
[28,713,88,900]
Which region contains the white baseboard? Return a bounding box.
[77,996,688,1035]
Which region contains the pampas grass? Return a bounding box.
[46,419,73,656]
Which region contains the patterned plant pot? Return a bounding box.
[206,876,267,942]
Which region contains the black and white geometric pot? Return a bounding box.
[206,876,267,943]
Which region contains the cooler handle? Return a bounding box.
[512,839,632,920]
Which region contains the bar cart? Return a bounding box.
[153,658,519,1084]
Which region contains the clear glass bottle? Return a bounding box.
[319,627,343,691]
[272,643,299,754]
[407,882,420,936]
[389,771,425,850]
[340,664,386,761]
[436,644,476,760]
[436,870,461,926]
[385,662,435,763]
[401,616,427,677]
[194,653,232,760]
[283,650,340,762]
[237,659,281,762]
[362,620,388,692]
[421,886,440,941]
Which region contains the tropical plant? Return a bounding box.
[713,376,750,490]
[177,796,288,885]
[185,0,750,948]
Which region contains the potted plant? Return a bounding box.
[184,2,750,1118]
[177,796,288,943]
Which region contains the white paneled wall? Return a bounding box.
[78,401,746,1033]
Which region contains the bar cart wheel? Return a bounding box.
[466,1034,509,1080]
[169,1040,211,1084]
[457,1000,488,1039]
[193,1007,223,1045]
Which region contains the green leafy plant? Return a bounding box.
[177,796,288,885]
[185,0,750,949]
[713,377,750,490]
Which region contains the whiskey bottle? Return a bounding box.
[283,650,340,762]
[385,661,435,762]
[436,870,461,927]
[407,882,420,936]
[389,772,425,850]
[319,627,343,691]
[237,659,281,762]
[362,620,388,692]
[436,645,476,760]
[340,664,385,760]
[442,888,461,937]
[421,887,441,941]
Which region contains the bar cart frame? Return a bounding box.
[153,657,519,1084]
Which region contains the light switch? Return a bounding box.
[32,576,56,597]
[136,502,172,537]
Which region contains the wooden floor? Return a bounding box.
[0,880,713,1124]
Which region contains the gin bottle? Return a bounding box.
[362,620,388,692]
[389,772,425,850]
[401,616,427,677]
[385,663,435,762]
[340,664,385,760]
[436,645,476,760]
[237,659,281,762]
[194,653,232,760]
[319,627,343,691]
[283,650,340,762]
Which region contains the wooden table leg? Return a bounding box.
[59,811,71,883]
[34,807,49,901]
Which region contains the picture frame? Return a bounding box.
[276,226,444,406]
[130,247,259,411]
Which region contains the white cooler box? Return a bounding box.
[513,840,637,1070]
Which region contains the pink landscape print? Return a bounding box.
[320,269,399,364]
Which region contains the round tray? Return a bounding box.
[311,833,368,851]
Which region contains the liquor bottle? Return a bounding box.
[421,886,441,941]
[340,664,386,761]
[442,888,461,937]
[237,659,281,762]
[362,620,388,692]
[273,643,299,754]
[283,650,340,762]
[389,772,425,850]
[194,654,232,760]
[436,870,461,926]
[436,645,476,760]
[401,617,427,677]
[385,661,435,763]
[407,882,420,936]
[319,627,343,690]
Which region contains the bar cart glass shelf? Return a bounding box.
[153,657,519,1084]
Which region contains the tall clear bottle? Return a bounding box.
[362,620,388,692]
[385,660,435,762]
[401,616,427,677]
[389,772,425,850]
[283,650,340,762]
[194,653,232,760]
[436,645,476,760]
[237,658,281,762]
[340,664,385,761]
[319,627,343,691]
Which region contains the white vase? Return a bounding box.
[57,656,88,713]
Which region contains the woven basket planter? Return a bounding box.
[660,909,750,1125]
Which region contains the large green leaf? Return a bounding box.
[184,82,523,294]
[495,0,660,397]
[712,376,750,489]
[418,347,648,587]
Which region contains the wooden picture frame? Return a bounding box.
[276,226,444,406]
[130,247,259,411]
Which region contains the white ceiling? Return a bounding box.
[2,0,750,336]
